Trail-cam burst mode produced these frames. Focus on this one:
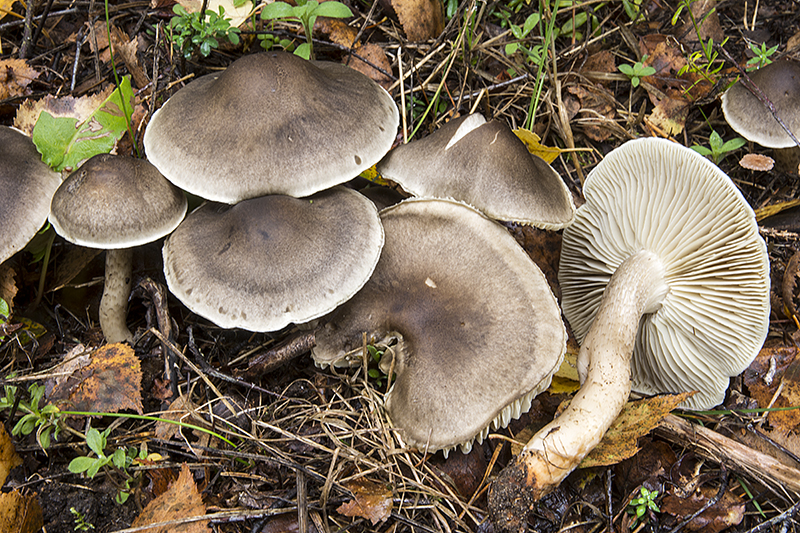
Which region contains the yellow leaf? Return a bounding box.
[360,165,394,187]
[0,0,18,21]
[513,128,564,164]
[754,198,800,221]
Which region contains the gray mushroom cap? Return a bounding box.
[49,154,188,248]
[377,113,575,229]
[313,198,566,454]
[0,126,61,263]
[162,186,384,332]
[721,59,800,148]
[143,52,399,203]
[558,137,770,410]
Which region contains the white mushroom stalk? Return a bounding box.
[489,138,770,531]
[98,248,134,344]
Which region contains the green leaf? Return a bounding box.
[312,1,352,18]
[69,456,98,474]
[112,448,127,469]
[631,76,640,88]
[618,64,634,76]
[522,13,540,35]
[721,137,746,152]
[505,42,518,55]
[86,457,106,478]
[261,1,296,19]
[294,42,311,59]
[691,145,712,156]
[85,427,105,457]
[32,77,135,172]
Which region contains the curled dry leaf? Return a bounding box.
[0,490,43,533]
[743,339,800,432]
[0,58,40,100]
[661,485,745,533]
[132,463,210,533]
[739,153,774,171]
[337,479,393,525]
[390,0,443,42]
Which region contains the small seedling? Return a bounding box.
[1,380,62,450]
[746,41,779,71]
[691,131,746,164]
[504,12,541,57]
[619,56,656,88]
[627,486,660,529]
[168,4,241,60]
[260,0,352,60]
[70,507,94,531]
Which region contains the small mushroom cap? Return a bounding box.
[0,126,61,263]
[49,154,188,249]
[313,198,566,453]
[721,60,800,148]
[559,138,770,410]
[377,113,575,229]
[163,186,384,332]
[143,52,399,203]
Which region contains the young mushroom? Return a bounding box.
[143,51,399,203]
[377,113,575,229]
[313,198,566,455]
[49,154,187,343]
[162,186,384,332]
[0,126,61,264]
[489,138,770,530]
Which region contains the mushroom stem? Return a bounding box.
[489,250,667,529]
[99,248,134,344]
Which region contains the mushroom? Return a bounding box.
[0,126,61,264]
[49,154,188,343]
[143,52,399,203]
[377,113,575,229]
[721,59,800,149]
[489,138,770,527]
[162,186,384,332]
[312,198,566,454]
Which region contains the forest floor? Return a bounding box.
[2,0,800,532]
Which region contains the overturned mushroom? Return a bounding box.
[489,138,770,530]
[49,154,187,343]
[144,51,399,203]
[377,113,575,229]
[0,126,61,264]
[162,186,383,332]
[313,198,566,454]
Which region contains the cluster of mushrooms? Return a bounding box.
[1,51,780,526]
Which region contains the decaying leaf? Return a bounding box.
[661,485,745,533]
[390,0,443,42]
[48,342,144,414]
[564,84,618,142]
[0,58,40,100]
[743,340,800,432]
[0,263,17,316]
[316,18,393,89]
[132,463,210,533]
[581,392,695,468]
[0,424,22,487]
[83,21,149,89]
[0,490,43,533]
[513,128,564,163]
[337,479,393,525]
[739,153,774,171]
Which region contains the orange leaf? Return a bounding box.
[337,479,392,525]
[0,424,22,487]
[391,0,443,42]
[132,463,209,533]
[0,490,43,533]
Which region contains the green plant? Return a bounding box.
[691,130,746,164]
[257,29,295,53]
[627,486,660,529]
[618,56,656,88]
[168,4,241,60]
[671,0,727,85]
[504,12,542,59]
[622,0,643,21]
[746,41,778,71]
[366,345,388,387]
[70,507,95,531]
[1,380,62,449]
[260,0,352,60]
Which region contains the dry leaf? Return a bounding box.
[0,0,17,20]
[743,340,800,431]
[0,424,22,487]
[391,0,443,42]
[565,84,617,142]
[739,153,774,171]
[13,84,114,136]
[661,485,745,533]
[317,19,393,89]
[337,479,393,525]
[132,463,210,533]
[512,128,563,164]
[48,342,144,414]
[155,395,199,439]
[0,490,43,533]
[0,263,17,315]
[0,58,40,100]
[581,392,695,468]
[49,246,102,292]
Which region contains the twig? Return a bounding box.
[239,330,316,379]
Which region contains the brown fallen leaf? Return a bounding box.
[581,392,695,468]
[316,18,393,89]
[48,342,144,415]
[743,339,800,432]
[0,490,43,533]
[132,463,210,533]
[661,485,745,533]
[337,479,393,525]
[13,84,114,136]
[0,263,17,316]
[565,84,618,142]
[0,423,22,487]
[390,0,443,42]
[0,58,40,100]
